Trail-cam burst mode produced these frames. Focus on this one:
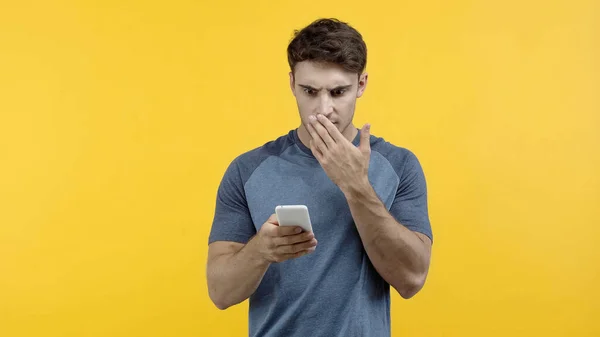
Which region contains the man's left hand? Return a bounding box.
[306,114,371,193]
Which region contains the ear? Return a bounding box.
[356,72,368,98]
[289,72,296,97]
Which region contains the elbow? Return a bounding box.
[394,272,428,300]
[213,301,230,311]
[209,293,232,310]
[208,286,232,310]
[397,283,423,299]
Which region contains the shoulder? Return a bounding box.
[369,134,422,178]
[227,131,295,183]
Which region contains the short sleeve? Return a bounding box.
[388,152,433,242]
[208,158,257,244]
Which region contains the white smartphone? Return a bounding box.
[275,205,313,233]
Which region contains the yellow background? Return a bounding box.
[1,0,598,336]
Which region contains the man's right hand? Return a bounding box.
[251,214,318,263]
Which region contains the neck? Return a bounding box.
[297,123,358,149]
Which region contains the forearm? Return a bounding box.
[207,237,270,309]
[343,179,430,299]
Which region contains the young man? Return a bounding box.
[207,18,433,336]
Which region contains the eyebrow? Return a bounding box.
[298,84,353,91]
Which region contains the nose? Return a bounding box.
[318,94,334,117]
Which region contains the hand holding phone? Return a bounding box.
[275,205,313,233]
[252,212,317,263]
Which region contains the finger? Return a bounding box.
[309,139,324,162]
[266,213,279,225]
[316,114,344,143]
[273,225,303,237]
[280,247,316,261]
[306,118,328,154]
[311,115,336,148]
[274,231,314,246]
[279,238,318,254]
[359,123,371,153]
[260,215,279,236]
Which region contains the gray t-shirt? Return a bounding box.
[209,128,432,337]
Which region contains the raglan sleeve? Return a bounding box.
[388,151,433,242]
[208,158,257,244]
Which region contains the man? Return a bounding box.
[206,18,433,336]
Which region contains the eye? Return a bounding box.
[303,88,317,96]
[331,89,346,97]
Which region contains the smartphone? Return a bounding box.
[275,205,313,233]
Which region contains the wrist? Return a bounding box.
[245,235,272,267]
[342,176,372,201]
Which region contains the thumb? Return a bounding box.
[359,123,371,152]
[267,213,279,225]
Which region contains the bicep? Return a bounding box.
[389,152,433,243]
[207,241,246,280]
[209,159,257,245]
[208,241,245,265]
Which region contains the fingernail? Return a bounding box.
[308,115,316,121]
[295,227,302,233]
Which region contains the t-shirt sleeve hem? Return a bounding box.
[208,232,253,245]
[403,224,433,244]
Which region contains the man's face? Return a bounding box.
[290,61,368,139]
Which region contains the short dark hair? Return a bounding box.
[287,18,367,75]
